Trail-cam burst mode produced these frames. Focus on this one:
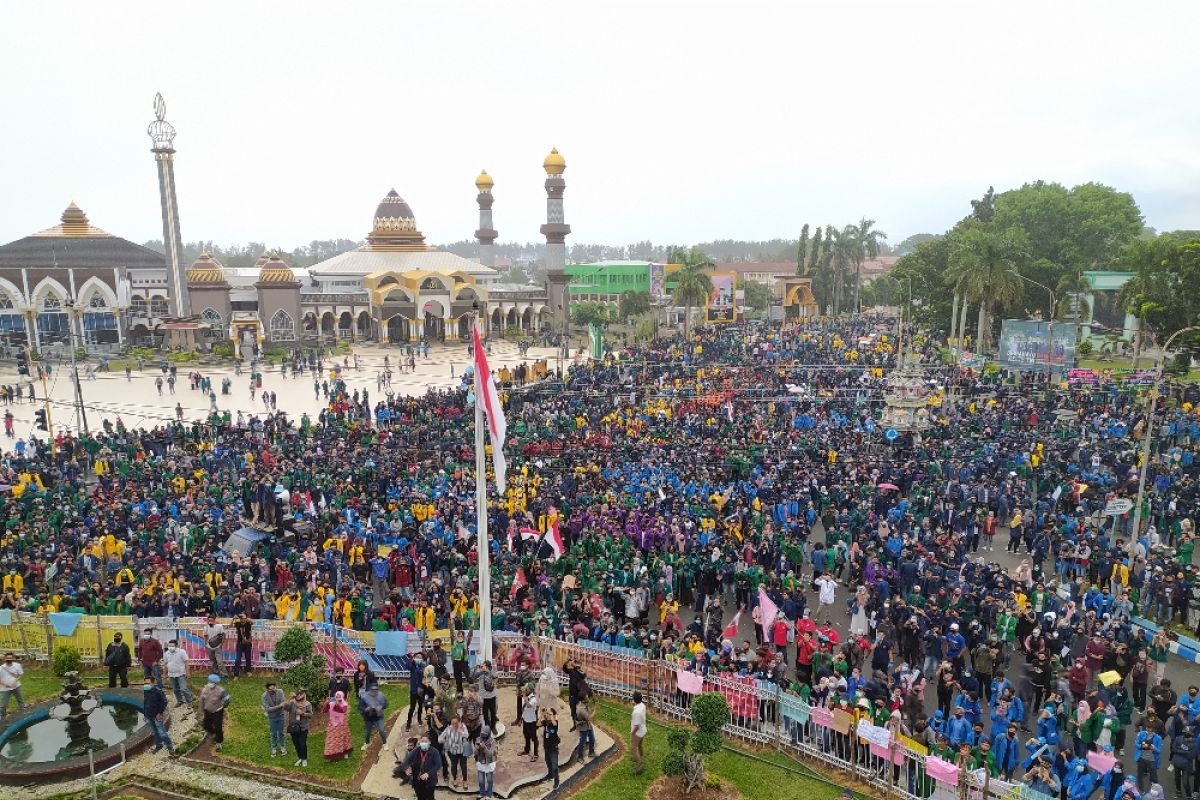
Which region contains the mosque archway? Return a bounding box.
[491,308,502,329]
[506,308,518,328]
[422,299,446,342]
[521,307,533,330]
[386,315,411,343]
[320,312,336,337]
[338,311,353,338]
[302,312,318,334]
[357,311,372,339]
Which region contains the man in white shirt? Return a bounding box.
[630,690,647,774]
[163,639,194,707]
[0,652,25,719]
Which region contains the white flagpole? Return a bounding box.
[474,320,493,663]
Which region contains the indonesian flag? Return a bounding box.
[305,490,316,517]
[722,609,742,641]
[472,319,507,494]
[509,566,528,600]
[541,518,565,560]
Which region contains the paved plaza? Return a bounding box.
[0,340,562,449]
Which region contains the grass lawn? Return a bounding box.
[1076,357,1200,383]
[214,676,408,782]
[573,700,855,800]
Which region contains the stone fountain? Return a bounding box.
[0,670,150,783]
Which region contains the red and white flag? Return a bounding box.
[472,319,507,494]
[541,518,565,560]
[509,566,528,600]
[721,609,742,641]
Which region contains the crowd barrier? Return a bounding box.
[0,613,1058,800]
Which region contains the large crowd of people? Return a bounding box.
[2,316,1200,800]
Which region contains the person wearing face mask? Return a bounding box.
[142,676,175,756]
[402,735,443,800]
[162,639,194,708]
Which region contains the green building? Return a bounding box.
[565,261,679,312]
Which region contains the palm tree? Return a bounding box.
[945,226,1028,353]
[850,218,887,314]
[827,226,858,316]
[671,249,713,340]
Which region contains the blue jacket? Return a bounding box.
[992,733,1020,772]
[1037,715,1061,746]
[1068,769,1097,800]
[1135,730,1162,769]
[947,716,972,747]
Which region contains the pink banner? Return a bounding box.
[758,588,779,642]
[925,755,959,786]
[676,668,704,695]
[811,706,835,729]
[1088,751,1116,775]
[870,741,903,765]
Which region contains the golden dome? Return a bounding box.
[257,254,297,284]
[186,252,228,285]
[543,148,566,175]
[475,170,494,191]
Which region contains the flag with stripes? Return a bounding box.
[472,319,507,494]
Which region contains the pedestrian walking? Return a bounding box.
[630,690,647,774]
[323,690,352,760]
[573,699,596,761]
[143,676,175,756]
[438,715,471,789]
[163,639,194,707]
[358,682,389,750]
[105,632,132,688]
[0,653,25,719]
[199,674,231,751]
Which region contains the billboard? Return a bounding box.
[706,272,737,323]
[649,262,666,300]
[996,320,1079,371]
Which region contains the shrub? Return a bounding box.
[211,342,234,358]
[1168,352,1191,374]
[661,692,729,794]
[74,347,87,360]
[52,644,82,676]
[275,626,328,700]
[666,727,691,751]
[1076,339,1094,358]
[691,692,729,735]
[662,749,686,776]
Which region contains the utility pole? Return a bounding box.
[66,300,90,435]
[1130,325,1200,552]
[31,345,55,456]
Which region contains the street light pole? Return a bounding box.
[1129,325,1200,551]
[1008,270,1056,382]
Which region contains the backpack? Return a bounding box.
[481,672,496,694]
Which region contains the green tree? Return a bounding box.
[618,290,652,320]
[970,186,996,223]
[946,224,1029,352]
[849,217,888,314]
[796,224,810,275]
[742,279,770,313]
[893,233,941,255]
[671,250,714,340]
[275,626,328,701]
[661,692,729,794]
[572,302,612,329]
[1117,235,1200,357]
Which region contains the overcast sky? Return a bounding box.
[2,1,1197,252]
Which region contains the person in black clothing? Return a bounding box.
[326,668,351,700]
[105,633,132,687]
[541,707,561,789]
[233,613,253,677]
[352,659,376,697]
[142,677,175,755]
[564,658,592,729]
[402,736,443,800]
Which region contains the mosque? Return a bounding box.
[0,95,565,356]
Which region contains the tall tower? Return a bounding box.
[539,148,571,329]
[147,92,189,316]
[474,170,497,268]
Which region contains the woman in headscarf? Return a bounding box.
[323,690,352,760]
[474,725,497,798]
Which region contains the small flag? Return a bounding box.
[509,567,528,601]
[473,319,507,494]
[542,519,565,560]
[722,610,742,640]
